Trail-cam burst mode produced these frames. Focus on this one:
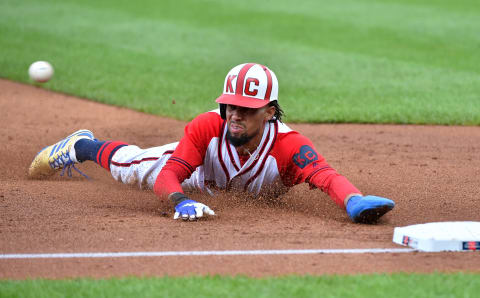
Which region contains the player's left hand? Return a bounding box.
[346,195,395,224]
[174,199,215,221]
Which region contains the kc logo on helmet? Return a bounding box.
[216,63,279,109]
[225,75,260,97]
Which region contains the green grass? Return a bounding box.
[1,273,479,298]
[1,0,479,124]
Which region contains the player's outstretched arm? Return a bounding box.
[169,192,215,221]
[344,195,395,224]
[154,165,214,221]
[305,165,395,224]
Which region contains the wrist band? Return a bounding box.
[169,192,189,206]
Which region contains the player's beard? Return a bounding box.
[226,129,258,147]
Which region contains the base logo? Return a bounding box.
[462,241,480,251]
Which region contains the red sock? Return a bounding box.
[96,141,128,170]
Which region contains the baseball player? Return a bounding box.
[28,63,395,223]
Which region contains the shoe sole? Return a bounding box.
[354,205,394,224]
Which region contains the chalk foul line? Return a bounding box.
[0,248,415,259]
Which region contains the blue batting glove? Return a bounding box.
[170,193,215,221]
[175,199,197,220]
[346,195,395,224]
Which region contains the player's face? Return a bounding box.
[225,104,275,147]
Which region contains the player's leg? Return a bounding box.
[107,142,178,189]
[28,129,177,190]
[75,138,178,190]
[79,138,202,191]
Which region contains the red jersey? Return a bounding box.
[154,110,360,208]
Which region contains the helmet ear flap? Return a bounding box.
[219,104,227,120]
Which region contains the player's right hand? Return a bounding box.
[169,192,215,221]
[174,199,215,221]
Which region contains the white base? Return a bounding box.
[393,221,480,252]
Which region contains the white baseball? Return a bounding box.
[28,61,54,83]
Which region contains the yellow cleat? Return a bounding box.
[28,129,94,178]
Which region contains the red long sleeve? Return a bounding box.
[153,161,190,198]
[307,169,361,209]
[272,131,361,209]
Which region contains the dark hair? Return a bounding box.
[268,100,284,122]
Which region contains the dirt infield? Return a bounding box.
[1,79,479,279]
